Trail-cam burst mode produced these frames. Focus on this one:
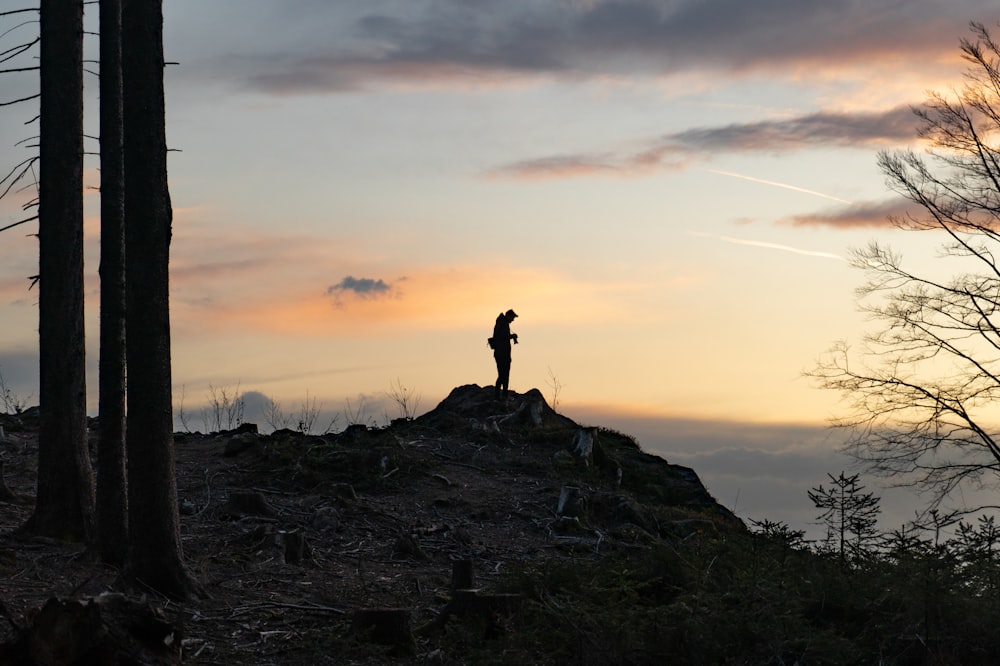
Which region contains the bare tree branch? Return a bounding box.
[0,215,37,233]
[812,22,1000,515]
[0,93,39,107]
[0,156,37,201]
[0,38,39,65]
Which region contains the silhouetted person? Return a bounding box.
[490,309,518,400]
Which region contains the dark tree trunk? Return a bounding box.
[97,0,128,566]
[26,0,95,542]
[122,0,199,599]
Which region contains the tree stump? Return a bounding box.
[0,459,15,501]
[557,485,585,518]
[571,428,595,462]
[499,397,544,427]
[282,530,311,564]
[451,558,474,592]
[350,608,415,655]
[570,427,611,469]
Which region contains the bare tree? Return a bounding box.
[122,0,200,599]
[96,0,127,567]
[385,379,421,421]
[203,383,245,432]
[812,22,1000,515]
[0,7,41,233]
[24,0,96,542]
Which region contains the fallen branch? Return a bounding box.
[230,601,347,617]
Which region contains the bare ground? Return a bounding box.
[0,385,735,665]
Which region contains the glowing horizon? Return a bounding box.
[0,1,989,430]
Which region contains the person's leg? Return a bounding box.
[494,356,503,399]
[495,355,511,399]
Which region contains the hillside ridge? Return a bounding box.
[0,383,742,664]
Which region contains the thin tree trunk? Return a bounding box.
[97,0,127,566]
[27,0,95,542]
[122,0,199,599]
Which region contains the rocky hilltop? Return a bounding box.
[410,384,737,527]
[0,384,742,664]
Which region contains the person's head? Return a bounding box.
[505,309,518,323]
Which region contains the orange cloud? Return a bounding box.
[165,212,654,339]
[175,262,642,339]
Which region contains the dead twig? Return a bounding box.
[230,601,347,617]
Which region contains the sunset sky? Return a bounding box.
[1,1,997,536]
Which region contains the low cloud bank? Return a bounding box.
[563,406,931,540]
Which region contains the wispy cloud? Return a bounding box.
[707,169,853,204]
[483,154,621,180]
[689,231,845,261]
[487,106,917,180]
[484,150,693,180]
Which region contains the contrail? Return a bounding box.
[688,231,845,261]
[707,168,853,204]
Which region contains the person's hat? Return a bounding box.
[505,309,518,318]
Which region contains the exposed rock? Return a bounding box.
[415,385,577,432]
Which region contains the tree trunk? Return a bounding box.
[122,0,199,600]
[26,0,96,543]
[97,0,128,567]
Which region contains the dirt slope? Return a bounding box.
[0,385,740,664]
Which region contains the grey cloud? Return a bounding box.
[780,198,921,229]
[326,276,394,300]
[488,106,916,179]
[356,8,567,71]
[192,0,982,95]
[595,0,954,70]
[668,106,918,152]
[240,3,572,94]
